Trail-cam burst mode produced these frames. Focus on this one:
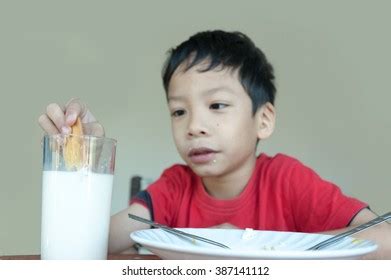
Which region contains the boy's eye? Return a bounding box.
[210,103,228,110]
[171,109,185,117]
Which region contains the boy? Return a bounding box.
[38,30,391,258]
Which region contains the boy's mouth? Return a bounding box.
[188,147,218,164]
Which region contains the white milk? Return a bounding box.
[41,170,113,260]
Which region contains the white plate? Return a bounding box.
[130,228,377,259]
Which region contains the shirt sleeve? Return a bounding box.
[132,165,187,226]
[130,191,155,221]
[288,159,368,232]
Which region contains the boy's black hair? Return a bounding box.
[162,30,276,114]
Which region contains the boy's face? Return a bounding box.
[167,62,273,178]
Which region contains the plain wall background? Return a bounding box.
[1,0,390,255]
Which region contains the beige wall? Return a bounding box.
[0,1,390,255]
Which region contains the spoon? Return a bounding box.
[306,211,391,250]
[128,213,231,249]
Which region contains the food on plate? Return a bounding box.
[241,228,256,240]
[351,238,364,244]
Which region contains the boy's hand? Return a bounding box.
[38,98,105,137]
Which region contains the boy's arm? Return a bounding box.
[108,203,151,254]
[320,208,391,259]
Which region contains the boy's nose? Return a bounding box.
[187,113,208,137]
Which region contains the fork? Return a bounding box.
[128,213,231,249]
[306,211,391,250]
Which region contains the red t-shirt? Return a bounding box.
[131,153,367,232]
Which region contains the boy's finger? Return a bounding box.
[38,114,61,135]
[65,100,84,126]
[46,103,66,132]
[84,122,105,137]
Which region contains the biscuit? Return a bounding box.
[64,117,84,170]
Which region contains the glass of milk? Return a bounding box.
[41,134,117,260]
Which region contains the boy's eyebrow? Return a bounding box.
[203,86,236,96]
[168,86,235,102]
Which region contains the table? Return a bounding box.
[0,254,160,260]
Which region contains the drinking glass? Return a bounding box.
[41,134,116,259]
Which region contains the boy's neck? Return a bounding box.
[201,155,257,199]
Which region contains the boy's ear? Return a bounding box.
[256,102,276,140]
